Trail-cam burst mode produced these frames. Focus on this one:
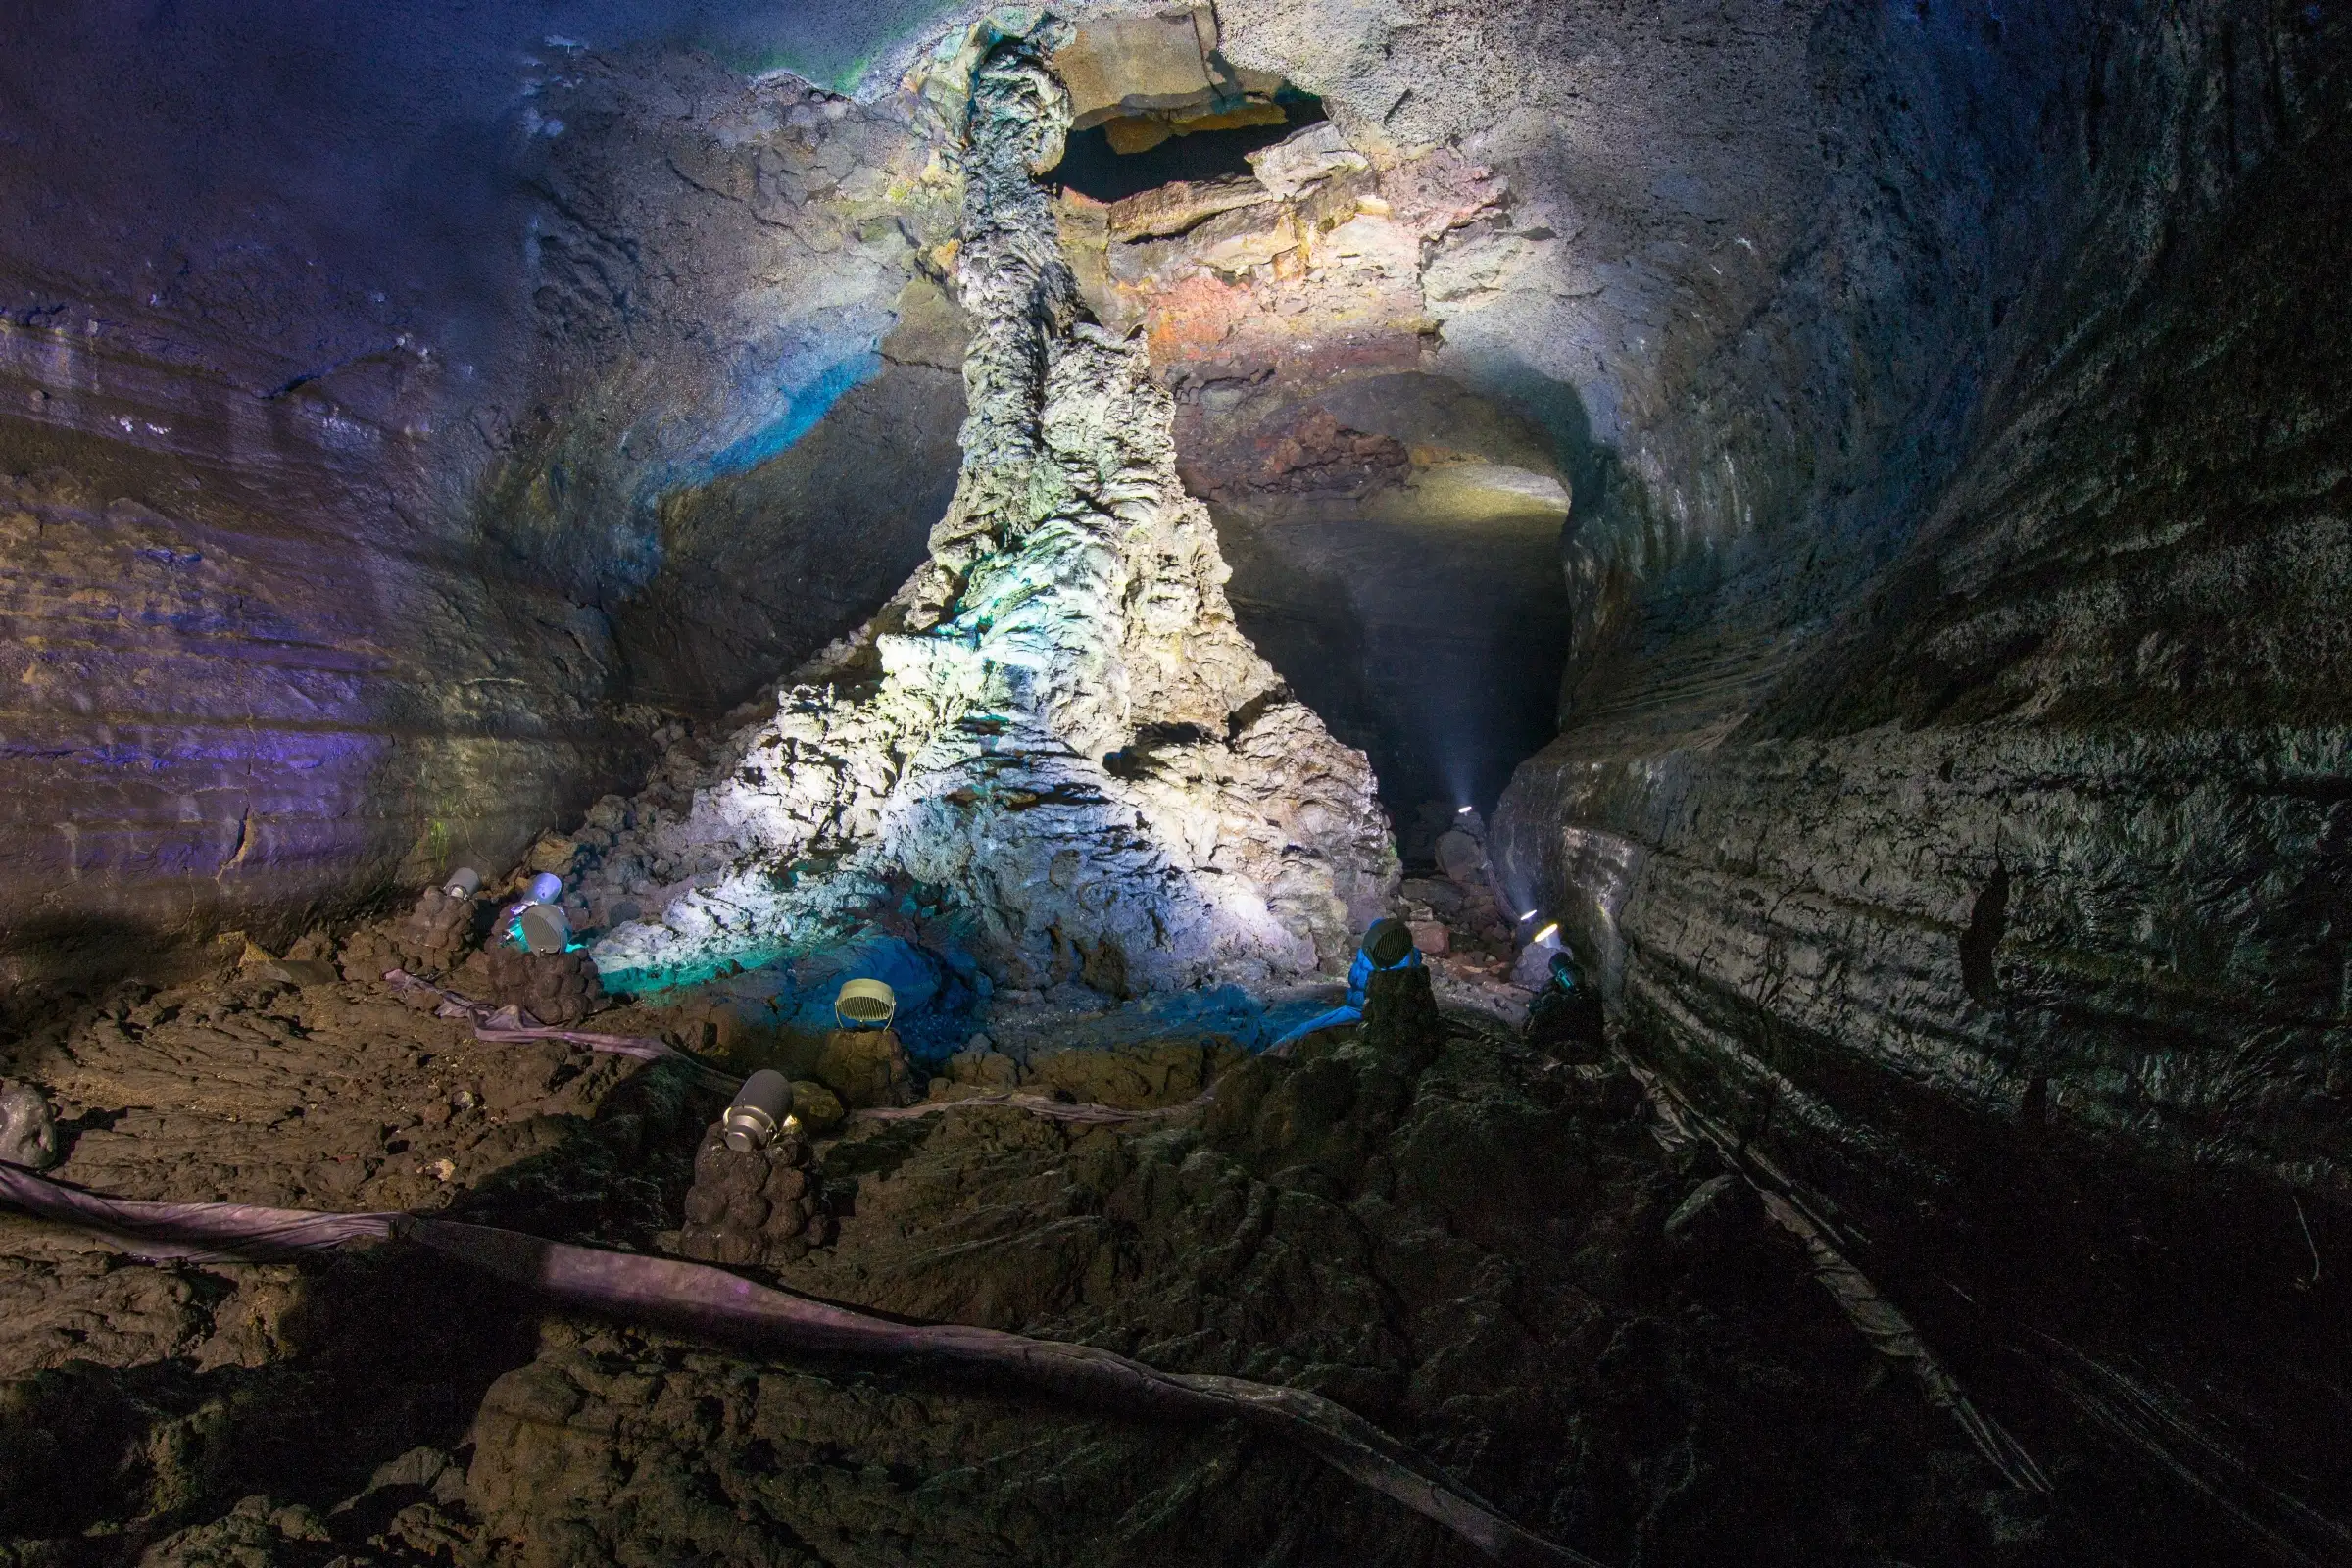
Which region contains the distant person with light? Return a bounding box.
[1525,948,1605,1062]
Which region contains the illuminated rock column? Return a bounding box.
[588,36,1395,994]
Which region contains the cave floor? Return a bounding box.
[0,959,2117,1568]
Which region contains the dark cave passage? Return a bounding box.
[1222,506,1574,821]
[1053,91,1327,202]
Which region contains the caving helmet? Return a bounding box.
[1362,917,1416,969]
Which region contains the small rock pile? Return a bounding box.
[1396,808,1519,975]
[336,874,610,1026]
[564,39,1396,999]
[675,1121,831,1267]
[812,1026,914,1109]
[401,886,493,971]
[476,946,607,1027]
[338,884,491,982]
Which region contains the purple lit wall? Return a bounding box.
[0,0,977,981]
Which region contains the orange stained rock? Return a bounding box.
[1103,116,1173,155]
[1145,271,1252,360]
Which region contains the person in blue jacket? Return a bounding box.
[1269,917,1422,1052]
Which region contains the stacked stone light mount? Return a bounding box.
[579,30,1396,997]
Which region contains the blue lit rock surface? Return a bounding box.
[582,38,1396,996]
[0,35,964,982]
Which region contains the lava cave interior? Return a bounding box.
[0,3,2347,1565]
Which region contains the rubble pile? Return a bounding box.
[336,885,491,985]
[332,866,611,1029]
[476,946,607,1028]
[675,1119,832,1267]
[395,887,492,974]
[812,1022,915,1109]
[1383,805,1543,1021]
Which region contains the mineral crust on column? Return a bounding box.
[582,36,1395,996]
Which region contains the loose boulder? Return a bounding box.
[0,1080,61,1170]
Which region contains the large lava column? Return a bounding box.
[588,38,1396,995]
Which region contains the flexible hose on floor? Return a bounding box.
[0,1160,1600,1567]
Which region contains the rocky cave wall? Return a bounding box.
[0,0,1863,993]
[0,8,973,985]
[1491,0,2350,1219]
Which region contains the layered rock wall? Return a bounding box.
[0,326,629,986]
[1496,3,2352,1205]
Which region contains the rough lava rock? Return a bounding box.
[675,1120,830,1268]
[480,945,607,1028]
[1494,3,2352,1217]
[0,1079,59,1170]
[579,34,1396,997]
[0,32,963,987]
[811,1026,915,1110]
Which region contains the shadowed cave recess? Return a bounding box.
[0,3,2347,1566]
